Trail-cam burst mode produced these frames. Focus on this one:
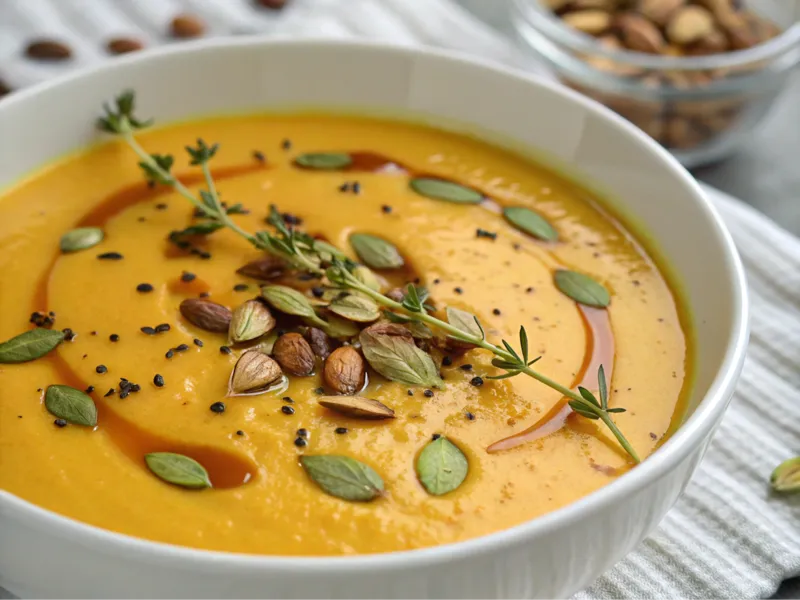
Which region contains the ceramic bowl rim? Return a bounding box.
[0,37,749,574]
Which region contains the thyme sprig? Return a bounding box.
[98,90,640,463]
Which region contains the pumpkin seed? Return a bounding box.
[553,269,610,308]
[503,207,558,241]
[60,227,105,253]
[770,457,800,494]
[300,454,384,501]
[0,328,65,363]
[294,153,352,170]
[44,385,97,427]
[318,396,395,419]
[329,294,381,323]
[349,233,404,270]
[416,436,468,496]
[261,284,326,326]
[145,452,211,489]
[409,177,483,204]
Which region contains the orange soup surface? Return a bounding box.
[0,114,689,555]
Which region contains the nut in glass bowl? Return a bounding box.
[512,0,800,167]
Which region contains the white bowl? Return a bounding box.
[0,39,748,599]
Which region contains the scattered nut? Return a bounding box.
[236,256,286,281]
[323,346,366,395]
[106,37,144,55]
[25,39,72,61]
[272,333,315,376]
[228,351,283,396]
[170,14,206,39]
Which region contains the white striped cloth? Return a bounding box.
[1,1,798,598]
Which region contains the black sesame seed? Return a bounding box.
[253,150,265,163]
[220,346,232,355]
[381,205,392,214]
[470,376,484,387]
[314,387,325,395]
[294,437,308,447]
[165,349,174,359]
[181,271,196,282]
[493,308,501,316]
[526,287,534,293]
[90,330,97,336]
[311,286,324,298]
[198,251,212,260]
[54,418,67,428]
[131,383,140,393]
[433,278,441,284]
[352,182,361,194]
[193,338,203,347]
[210,401,226,414]
[97,252,123,260]
[155,323,170,333]
[153,374,164,387]
[335,427,348,435]
[454,287,463,294]
[233,283,249,292]
[155,203,168,210]
[138,216,147,222]
[96,365,107,374]
[407,390,414,396]
[137,283,154,293]
[236,430,245,436]
[61,328,75,341]
[141,326,156,335]
[109,334,119,342]
[199,292,210,298]
[432,433,441,440]
[459,364,473,371]
[338,182,350,193]
[442,356,452,366]
[297,428,309,438]
[476,228,497,240]
[37,387,43,392]
[423,389,434,398]
[119,390,129,399]
[282,396,294,404]
[282,213,302,226]
[175,343,190,352]
[281,138,292,150]
[85,385,95,393]
[281,405,295,415]
[466,411,476,420]
[104,388,115,397]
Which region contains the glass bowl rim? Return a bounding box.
[512,0,800,71]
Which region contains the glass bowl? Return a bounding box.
[511,0,800,168]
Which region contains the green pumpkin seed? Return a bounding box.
[329,294,381,323]
[0,328,65,363]
[44,385,97,427]
[294,153,352,170]
[261,285,325,326]
[300,455,384,501]
[349,233,404,269]
[553,269,610,308]
[60,227,105,253]
[770,457,800,494]
[409,178,483,204]
[416,436,468,496]
[503,207,558,242]
[145,452,212,489]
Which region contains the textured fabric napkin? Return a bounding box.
[1,1,799,598]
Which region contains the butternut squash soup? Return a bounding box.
[0,92,689,556]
